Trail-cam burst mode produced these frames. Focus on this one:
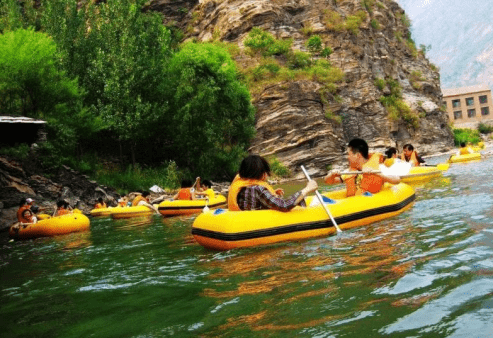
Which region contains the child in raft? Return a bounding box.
[401,144,426,166]
[457,142,474,155]
[227,155,318,211]
[173,179,198,200]
[194,179,216,200]
[94,197,107,209]
[54,200,72,216]
[131,191,160,214]
[324,138,400,197]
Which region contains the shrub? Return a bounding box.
[306,35,323,54]
[374,78,386,90]
[346,11,367,35]
[0,144,30,160]
[324,10,345,32]
[244,27,292,57]
[321,47,333,57]
[478,122,493,134]
[287,50,312,69]
[371,18,380,30]
[269,157,291,178]
[453,128,481,146]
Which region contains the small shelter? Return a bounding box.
[0,116,47,146]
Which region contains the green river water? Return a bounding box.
[2,154,493,337]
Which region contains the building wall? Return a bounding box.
[443,89,493,128]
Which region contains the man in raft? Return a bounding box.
[401,143,426,166]
[228,155,318,211]
[324,138,400,196]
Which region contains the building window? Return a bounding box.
[479,95,488,104]
[452,99,461,108]
[468,109,476,118]
[466,97,474,106]
[454,111,462,120]
[481,107,490,116]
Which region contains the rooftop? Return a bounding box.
[442,84,491,97]
[0,116,46,124]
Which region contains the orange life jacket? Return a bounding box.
[342,153,384,197]
[57,208,70,216]
[176,188,192,200]
[94,202,107,209]
[459,147,470,155]
[132,195,147,206]
[401,151,419,166]
[17,205,31,223]
[227,174,277,211]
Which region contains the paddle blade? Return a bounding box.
[436,163,450,171]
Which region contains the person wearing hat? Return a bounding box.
[17,198,35,223]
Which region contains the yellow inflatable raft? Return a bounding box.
[9,213,90,240]
[158,195,227,216]
[110,205,158,219]
[448,153,481,163]
[400,166,443,183]
[192,183,415,251]
[90,206,117,217]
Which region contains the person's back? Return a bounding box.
[174,180,194,201]
[228,155,317,211]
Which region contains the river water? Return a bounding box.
[1,154,493,337]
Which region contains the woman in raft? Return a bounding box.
[228,155,318,211]
[324,138,400,197]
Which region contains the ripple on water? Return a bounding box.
[380,278,493,334]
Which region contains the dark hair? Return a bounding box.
[181,180,192,188]
[57,200,65,208]
[403,144,414,151]
[19,198,27,207]
[31,205,39,214]
[460,142,466,147]
[98,197,104,203]
[142,191,150,197]
[22,209,33,218]
[239,155,271,180]
[201,179,212,188]
[385,147,397,159]
[348,138,369,159]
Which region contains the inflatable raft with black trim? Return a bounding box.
[192,183,415,250]
[9,213,90,240]
[158,195,227,216]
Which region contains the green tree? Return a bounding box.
[165,42,256,178]
[41,0,172,165]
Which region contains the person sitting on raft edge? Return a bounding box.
[194,179,216,200]
[401,143,426,166]
[324,138,401,197]
[173,179,197,201]
[227,154,318,211]
[94,197,107,209]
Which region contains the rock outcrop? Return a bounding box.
[0,156,119,230]
[150,0,454,175]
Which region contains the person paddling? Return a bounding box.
[228,155,318,211]
[132,191,160,214]
[324,138,400,197]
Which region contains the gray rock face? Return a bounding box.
[156,0,454,175]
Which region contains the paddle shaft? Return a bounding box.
[301,166,342,233]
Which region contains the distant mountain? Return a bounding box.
[397,0,493,91]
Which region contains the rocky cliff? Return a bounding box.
[149,0,454,175]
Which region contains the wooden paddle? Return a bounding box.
[301,166,342,234]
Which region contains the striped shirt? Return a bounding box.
[236,185,306,211]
